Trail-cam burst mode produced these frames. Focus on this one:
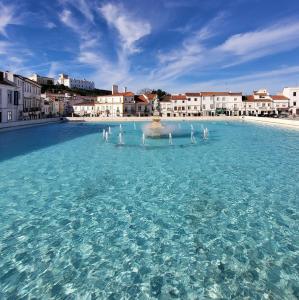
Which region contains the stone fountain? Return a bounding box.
[144,95,167,137]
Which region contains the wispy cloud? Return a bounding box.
[218,20,299,66]
[57,4,129,87]
[99,3,151,54]
[59,9,82,32]
[60,0,94,23]
[45,21,56,29]
[170,65,299,94]
[0,3,21,36]
[156,18,299,81]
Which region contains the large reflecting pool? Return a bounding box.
[0,121,298,299]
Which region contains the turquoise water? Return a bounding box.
[0,121,298,299]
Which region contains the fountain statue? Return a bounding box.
[144,95,165,137]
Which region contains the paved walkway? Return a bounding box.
[0,118,61,131]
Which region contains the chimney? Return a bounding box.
[124,86,127,93]
[112,84,118,94]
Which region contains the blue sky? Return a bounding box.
[1,0,299,93]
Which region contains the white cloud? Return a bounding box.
[218,21,299,58]
[45,21,56,29]
[47,62,61,78]
[99,3,151,54]
[60,0,94,23]
[0,41,32,72]
[167,65,299,94]
[0,41,10,55]
[0,3,20,36]
[155,18,299,81]
[59,9,81,32]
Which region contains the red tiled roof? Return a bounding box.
[160,95,171,102]
[144,93,157,100]
[271,95,289,100]
[245,95,272,102]
[185,93,201,97]
[171,95,187,100]
[134,95,149,104]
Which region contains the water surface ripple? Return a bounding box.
[0,121,298,299]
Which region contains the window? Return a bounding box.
[222,97,225,101]
[217,97,220,101]
[202,104,206,109]
[174,106,177,111]
[293,102,297,106]
[188,98,191,101]
[234,98,237,101]
[7,111,12,121]
[0,89,2,105]
[293,92,296,96]
[7,90,13,104]
[14,91,19,105]
[182,100,185,103]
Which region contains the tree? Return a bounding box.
[137,88,153,95]
[151,89,168,99]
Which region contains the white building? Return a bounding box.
[0,72,20,123]
[160,91,242,117]
[5,71,41,120]
[160,95,172,117]
[171,95,187,117]
[58,74,95,90]
[73,102,96,116]
[96,85,134,117]
[185,93,201,116]
[243,90,275,116]
[134,94,154,116]
[282,87,299,116]
[270,95,289,114]
[29,73,54,85]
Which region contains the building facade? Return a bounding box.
[73,102,96,116]
[29,74,54,85]
[96,86,135,117]
[160,92,242,117]
[58,74,95,90]
[41,92,97,116]
[0,72,20,123]
[134,94,153,116]
[271,95,289,114]
[282,87,299,116]
[5,72,42,120]
[242,90,289,116]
